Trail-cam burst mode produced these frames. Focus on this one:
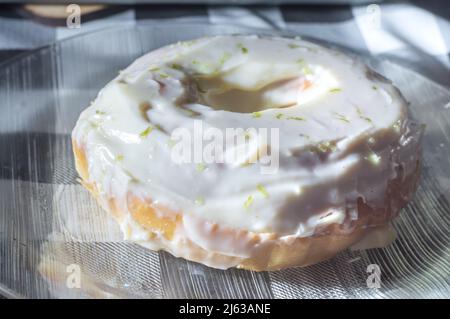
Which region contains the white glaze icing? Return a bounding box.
[72,35,420,265]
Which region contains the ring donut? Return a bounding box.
[72,35,422,270]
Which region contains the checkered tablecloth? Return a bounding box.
[0,2,449,87]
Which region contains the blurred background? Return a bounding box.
[0,0,448,87]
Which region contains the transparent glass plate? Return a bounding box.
[0,23,448,299]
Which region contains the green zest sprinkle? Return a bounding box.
[171,63,182,70]
[116,154,124,162]
[276,113,284,119]
[393,120,401,132]
[288,43,300,49]
[167,139,177,148]
[333,112,350,123]
[244,195,254,209]
[191,60,215,74]
[366,152,381,166]
[257,184,269,198]
[356,106,373,124]
[317,141,337,153]
[95,110,106,115]
[302,66,313,75]
[179,106,201,117]
[287,116,306,121]
[299,133,311,140]
[154,124,166,133]
[196,163,206,172]
[150,66,169,78]
[372,85,378,90]
[329,88,342,93]
[122,169,137,181]
[180,40,197,47]
[139,126,154,138]
[237,43,248,54]
[219,52,232,65]
[194,197,205,205]
[252,112,262,118]
[296,58,306,66]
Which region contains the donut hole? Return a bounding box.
[194,75,310,113]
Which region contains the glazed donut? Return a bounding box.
[72,35,422,271]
